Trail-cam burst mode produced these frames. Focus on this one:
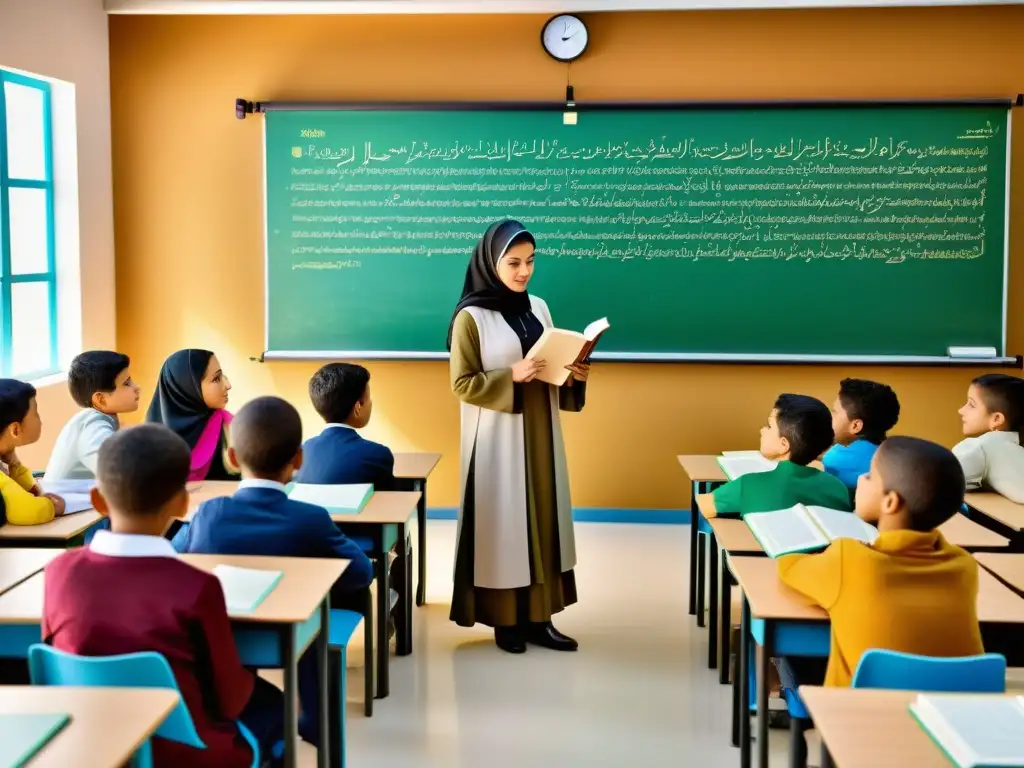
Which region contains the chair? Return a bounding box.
[27,644,266,768]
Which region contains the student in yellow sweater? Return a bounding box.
[778,435,983,687]
[0,380,65,525]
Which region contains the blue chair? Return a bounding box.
[27,644,267,768]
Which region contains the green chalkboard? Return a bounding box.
[264,105,1009,360]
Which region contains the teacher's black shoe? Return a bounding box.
[494,626,527,654]
[526,622,578,652]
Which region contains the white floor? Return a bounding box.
[285,520,794,767]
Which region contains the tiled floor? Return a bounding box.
[285,520,795,767]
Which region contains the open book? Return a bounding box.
[909,694,1024,767]
[744,504,877,557]
[39,479,94,515]
[718,451,778,481]
[288,483,374,515]
[526,317,610,386]
[0,713,71,766]
[213,565,283,614]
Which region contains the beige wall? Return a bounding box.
[0,0,116,467]
[109,7,1024,510]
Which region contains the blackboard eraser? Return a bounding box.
[948,346,998,358]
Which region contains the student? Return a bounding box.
[42,425,284,768]
[822,378,901,490]
[778,436,983,687]
[44,351,141,480]
[712,394,851,516]
[297,363,396,489]
[146,349,238,482]
[0,380,64,525]
[953,373,1024,503]
[174,396,372,746]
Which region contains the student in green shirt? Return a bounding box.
[713,394,852,516]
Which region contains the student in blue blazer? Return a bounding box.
[297,363,396,488]
[173,395,372,747]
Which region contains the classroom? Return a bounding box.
[3,0,1024,766]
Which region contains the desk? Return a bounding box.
[677,455,728,623]
[966,491,1024,536]
[729,555,1024,768]
[975,552,1024,594]
[393,452,442,607]
[0,554,345,768]
[0,686,179,768]
[0,511,104,548]
[0,548,59,596]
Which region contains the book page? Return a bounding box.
[289,483,374,513]
[40,479,94,495]
[912,694,1024,767]
[805,506,878,545]
[583,317,610,340]
[525,329,585,386]
[718,455,777,481]
[60,493,94,515]
[213,565,283,613]
[744,505,830,557]
[0,713,71,767]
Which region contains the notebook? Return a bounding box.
[288,483,374,515]
[717,452,778,481]
[909,693,1024,767]
[744,504,877,557]
[0,712,71,767]
[525,317,610,386]
[213,565,283,614]
[39,479,93,495]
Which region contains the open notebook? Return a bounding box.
[744,504,877,557]
[718,451,778,481]
[0,712,71,767]
[288,483,374,515]
[909,694,1024,767]
[39,479,94,515]
[213,565,283,614]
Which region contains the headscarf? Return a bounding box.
[446,219,537,350]
[146,349,217,450]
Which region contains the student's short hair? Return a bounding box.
[837,378,901,444]
[309,363,370,424]
[0,379,37,434]
[68,351,131,409]
[875,436,965,532]
[774,394,834,466]
[96,424,190,516]
[972,374,1024,434]
[231,396,303,476]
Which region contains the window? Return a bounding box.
[0,70,56,379]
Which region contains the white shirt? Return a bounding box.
[89,529,178,558]
[953,430,1024,504]
[44,409,118,480]
[323,423,355,431]
[237,478,288,493]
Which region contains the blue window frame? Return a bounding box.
[0,69,57,379]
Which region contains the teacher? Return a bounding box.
[446,219,589,655]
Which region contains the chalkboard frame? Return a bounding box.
[255,97,1020,367]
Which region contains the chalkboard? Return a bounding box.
[263,104,1010,361]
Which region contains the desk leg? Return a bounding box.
[696,530,706,628]
[739,596,751,768]
[317,599,330,768]
[820,743,834,768]
[757,621,772,768]
[414,478,427,607]
[721,557,732,687]
[283,626,299,768]
[688,480,698,616]
[375,543,390,699]
[396,524,413,657]
[707,533,719,668]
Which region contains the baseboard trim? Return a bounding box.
[426,507,691,525]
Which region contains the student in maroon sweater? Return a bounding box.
[42,424,284,768]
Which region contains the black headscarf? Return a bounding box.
[446,220,537,351]
[145,348,216,450]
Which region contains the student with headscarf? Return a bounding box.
[146,349,238,482]
[448,219,590,654]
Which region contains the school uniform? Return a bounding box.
[173,478,373,745]
[778,529,984,686]
[953,430,1024,504]
[0,461,54,525]
[711,460,852,517]
[42,530,283,768]
[44,409,118,480]
[298,424,396,489]
[822,439,878,490]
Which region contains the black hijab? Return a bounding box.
[446,220,537,351]
[146,348,216,450]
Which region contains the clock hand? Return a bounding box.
[561,31,579,41]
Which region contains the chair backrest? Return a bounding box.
[852,650,1006,693]
[28,644,205,748]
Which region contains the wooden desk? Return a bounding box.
[0,511,103,547]
[975,551,1024,594]
[966,491,1024,534]
[940,513,1010,550]
[0,686,179,768]
[677,455,728,624]
[393,452,442,607]
[0,548,59,596]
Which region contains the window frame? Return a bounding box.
[0,69,57,380]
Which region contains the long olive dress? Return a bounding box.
[449,309,586,628]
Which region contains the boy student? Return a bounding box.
[297,363,396,489]
[0,379,65,524]
[953,373,1024,504]
[45,351,140,480]
[822,378,901,490]
[778,436,983,687]
[42,425,285,767]
[711,394,851,517]
[174,396,373,746]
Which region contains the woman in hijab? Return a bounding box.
[146,349,238,482]
[448,219,590,654]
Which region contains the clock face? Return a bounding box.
[541,14,588,63]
